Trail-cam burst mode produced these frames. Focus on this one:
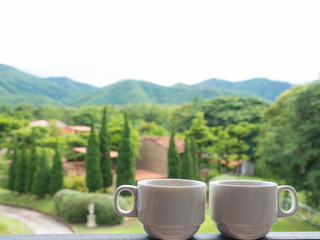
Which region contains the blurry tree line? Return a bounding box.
[256,82,320,209]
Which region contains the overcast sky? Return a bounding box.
[0,0,319,87]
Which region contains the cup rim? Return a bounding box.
[210,180,277,187]
[138,178,206,188]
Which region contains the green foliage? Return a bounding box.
[14,139,28,193]
[8,136,18,191]
[32,145,50,197]
[24,129,38,192]
[190,136,198,176]
[53,189,127,225]
[85,121,103,192]
[99,106,113,189]
[64,133,87,161]
[201,97,268,127]
[167,132,180,178]
[116,113,135,191]
[180,136,193,179]
[188,112,214,151]
[257,83,320,208]
[136,121,167,136]
[49,141,64,195]
[64,173,88,192]
[0,115,25,148]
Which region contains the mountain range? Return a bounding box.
[0,64,292,106]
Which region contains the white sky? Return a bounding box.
[0,0,319,87]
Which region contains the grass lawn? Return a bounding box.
[0,188,55,215]
[74,207,320,234]
[0,214,33,234]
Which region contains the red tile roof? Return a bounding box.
[141,136,185,153]
[135,169,167,181]
[66,126,91,132]
[73,147,118,158]
[220,160,242,166]
[63,160,167,182]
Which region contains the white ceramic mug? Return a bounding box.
[114,179,206,240]
[209,180,298,239]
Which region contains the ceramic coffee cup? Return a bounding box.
[209,180,298,239]
[114,179,206,240]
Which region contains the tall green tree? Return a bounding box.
[167,132,180,178]
[85,121,103,192]
[8,136,19,191]
[32,145,50,197]
[257,83,320,208]
[180,136,193,179]
[99,106,113,189]
[190,136,198,176]
[24,129,38,192]
[116,113,135,191]
[14,139,28,193]
[49,141,64,195]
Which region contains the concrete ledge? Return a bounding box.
[1,232,320,240]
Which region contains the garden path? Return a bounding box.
[0,204,75,234]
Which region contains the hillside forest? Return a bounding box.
[0,81,320,209]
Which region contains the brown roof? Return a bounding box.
[63,161,86,176]
[63,161,167,181]
[220,160,242,166]
[73,147,119,158]
[141,136,185,153]
[135,169,167,181]
[66,126,91,132]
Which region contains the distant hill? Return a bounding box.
[0,64,97,106]
[192,78,292,101]
[0,63,293,106]
[68,80,259,106]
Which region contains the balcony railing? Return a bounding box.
[1,232,320,240]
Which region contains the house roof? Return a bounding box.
[73,147,119,158]
[66,126,91,132]
[63,161,167,181]
[135,169,167,181]
[220,160,242,166]
[140,136,185,153]
[30,119,67,128]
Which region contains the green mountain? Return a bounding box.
[0,63,293,106]
[192,78,292,101]
[68,80,259,106]
[0,64,97,106]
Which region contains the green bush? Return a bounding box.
[53,189,127,225]
[64,173,88,192]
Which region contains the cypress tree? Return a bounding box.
[8,136,18,191]
[85,121,103,192]
[116,113,135,192]
[190,136,198,177]
[167,132,180,178]
[180,136,193,179]
[99,106,113,189]
[32,145,50,197]
[24,129,38,192]
[49,141,64,195]
[14,139,28,193]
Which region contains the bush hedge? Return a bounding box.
[53,189,127,225]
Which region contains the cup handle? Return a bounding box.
[277,185,298,217]
[114,185,138,217]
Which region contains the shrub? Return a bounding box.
[53,189,127,225]
[64,173,88,192]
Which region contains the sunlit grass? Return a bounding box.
[0,214,33,234]
[0,188,55,215]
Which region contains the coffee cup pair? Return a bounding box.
[114,179,298,240]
